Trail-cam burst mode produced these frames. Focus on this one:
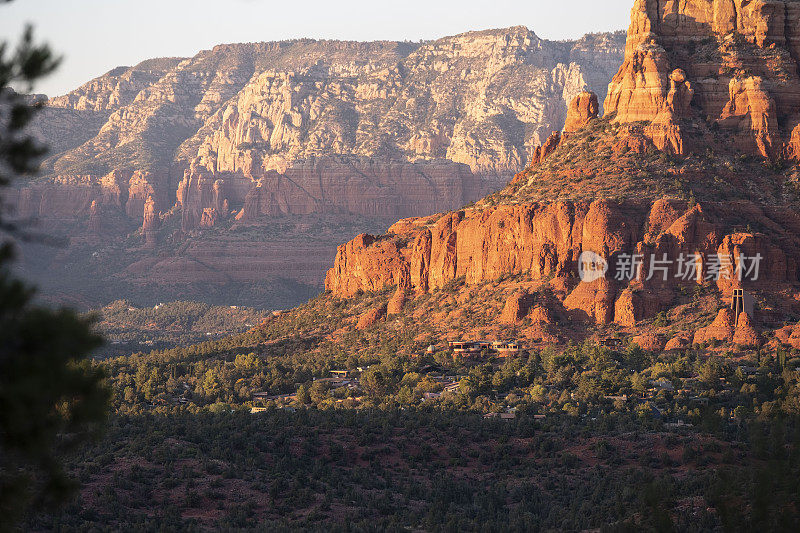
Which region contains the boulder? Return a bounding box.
[632,333,664,352]
[356,304,387,330]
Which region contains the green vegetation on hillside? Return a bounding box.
[31,397,800,530]
[497,118,794,205]
[21,283,800,529]
[92,300,268,357]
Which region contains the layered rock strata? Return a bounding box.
[15,28,626,237]
[604,0,800,158]
[326,198,800,326]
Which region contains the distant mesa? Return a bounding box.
[18,27,627,240]
[9,27,626,309]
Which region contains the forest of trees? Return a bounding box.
[26,288,798,530]
[29,402,800,531]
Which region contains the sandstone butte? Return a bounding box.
[325,0,800,351]
[602,0,800,160]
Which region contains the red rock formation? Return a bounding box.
[614,287,647,327]
[564,278,617,325]
[604,0,800,159]
[386,264,411,315]
[236,159,491,222]
[142,195,159,248]
[783,328,800,350]
[172,157,499,230]
[732,312,761,347]
[5,168,168,226]
[178,167,245,231]
[612,129,650,155]
[693,308,761,347]
[356,304,387,330]
[632,333,664,351]
[326,199,800,326]
[126,171,166,220]
[88,200,102,234]
[528,131,561,166]
[521,90,600,171]
[387,290,407,315]
[100,169,133,207]
[563,91,599,133]
[509,170,528,186]
[693,308,736,345]
[8,179,96,219]
[664,335,691,351]
[7,29,629,312]
[199,208,220,229]
[718,76,780,158]
[125,239,335,287]
[500,291,536,324]
[776,322,800,350]
[787,124,800,160]
[325,234,407,297]
[533,304,552,321]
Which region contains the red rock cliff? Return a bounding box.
[326,198,800,325]
[605,0,800,158]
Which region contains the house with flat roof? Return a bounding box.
[443,382,461,393]
[448,340,522,357]
[493,341,521,355]
[448,341,484,355]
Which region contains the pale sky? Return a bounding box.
[1,0,632,97]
